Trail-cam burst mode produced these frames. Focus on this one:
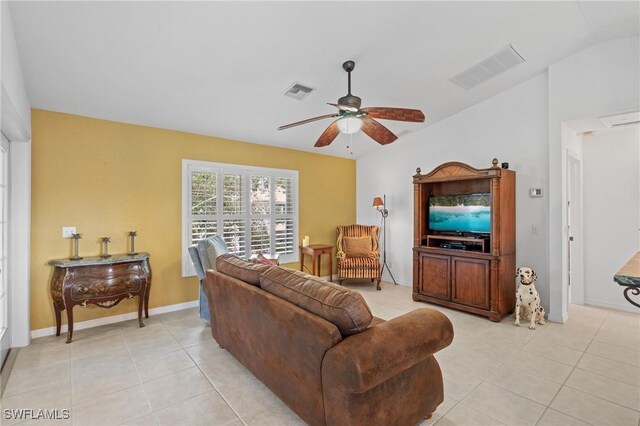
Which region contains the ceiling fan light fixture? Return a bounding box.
[337,116,362,134]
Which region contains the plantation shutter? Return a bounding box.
[183,160,298,276]
[222,173,246,257]
[190,170,217,245]
[250,175,272,254]
[274,177,295,255]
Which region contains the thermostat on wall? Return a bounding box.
[529,188,543,197]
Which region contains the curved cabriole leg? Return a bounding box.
[55,305,62,337]
[138,294,145,328]
[65,305,74,344]
[144,282,151,319]
[376,279,381,291]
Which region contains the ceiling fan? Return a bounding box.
[278,60,425,147]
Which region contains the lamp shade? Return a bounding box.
[337,117,363,134]
[372,196,384,209]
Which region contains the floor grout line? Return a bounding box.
[6,301,639,426]
[171,309,247,426]
[193,360,247,426]
[536,313,610,426]
[119,319,170,424]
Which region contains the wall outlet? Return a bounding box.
[62,227,76,238]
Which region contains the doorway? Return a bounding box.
[566,150,584,308]
[0,133,10,367]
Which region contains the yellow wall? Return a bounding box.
[31,109,356,331]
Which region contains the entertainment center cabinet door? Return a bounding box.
[451,257,490,309]
[418,253,450,301]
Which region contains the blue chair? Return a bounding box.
[188,236,229,324]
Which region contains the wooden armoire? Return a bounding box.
[412,159,515,321]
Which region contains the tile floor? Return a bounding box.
[1,282,639,425]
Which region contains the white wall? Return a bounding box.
[1,1,30,141]
[582,126,639,312]
[1,1,32,347]
[357,73,550,307]
[357,36,640,321]
[547,36,640,321]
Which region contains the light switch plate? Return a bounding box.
[62,227,76,238]
[529,188,543,197]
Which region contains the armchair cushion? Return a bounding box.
[343,236,373,258]
[339,257,381,269]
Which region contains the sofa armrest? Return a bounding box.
[322,308,453,393]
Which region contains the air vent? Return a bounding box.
[450,44,526,90]
[599,111,640,128]
[284,82,314,100]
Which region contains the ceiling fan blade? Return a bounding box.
[361,107,425,122]
[361,117,398,145]
[314,120,341,147]
[278,113,338,130]
[327,103,359,113]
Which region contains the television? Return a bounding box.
[428,193,491,234]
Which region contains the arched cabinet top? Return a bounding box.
[413,159,503,183]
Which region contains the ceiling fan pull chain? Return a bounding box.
[349,132,353,155]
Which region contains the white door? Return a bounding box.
[0,134,9,366]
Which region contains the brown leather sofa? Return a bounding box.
[203,254,454,426]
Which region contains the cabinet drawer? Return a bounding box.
[69,263,145,301]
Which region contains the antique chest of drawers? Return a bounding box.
[48,253,151,343]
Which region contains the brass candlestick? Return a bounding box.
[70,233,83,260]
[127,231,138,255]
[100,236,111,258]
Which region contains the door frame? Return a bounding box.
[0,133,10,367]
[566,149,584,307]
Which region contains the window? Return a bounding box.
[182,160,298,276]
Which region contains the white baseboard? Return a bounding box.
[583,298,639,314]
[30,300,199,339]
[547,309,569,324]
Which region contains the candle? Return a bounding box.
[302,236,310,247]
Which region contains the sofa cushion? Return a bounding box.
[260,267,373,336]
[216,254,270,287]
[343,236,372,258]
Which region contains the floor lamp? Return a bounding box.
[373,195,398,285]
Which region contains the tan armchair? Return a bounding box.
[336,225,382,290]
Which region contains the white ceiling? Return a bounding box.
[8,1,640,159]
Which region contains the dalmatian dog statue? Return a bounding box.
[514,267,546,330]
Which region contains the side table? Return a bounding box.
[300,244,333,282]
[614,251,640,308]
[48,252,151,343]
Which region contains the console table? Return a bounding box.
[614,251,640,308]
[48,253,151,343]
[300,244,333,282]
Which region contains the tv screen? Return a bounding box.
[428,193,491,233]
